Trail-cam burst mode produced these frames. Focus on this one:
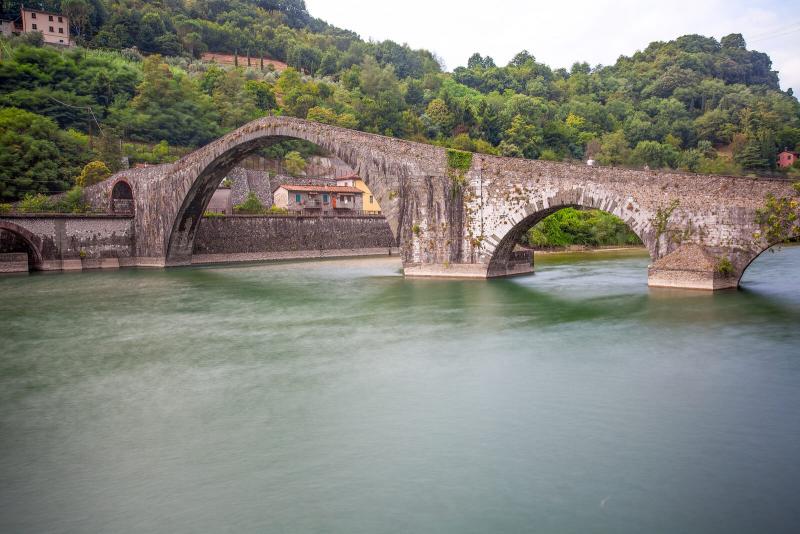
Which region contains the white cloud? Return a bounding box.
[305,0,800,92]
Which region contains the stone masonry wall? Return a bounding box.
[193,215,396,257]
[0,215,135,270]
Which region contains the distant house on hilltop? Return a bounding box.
[0,6,72,46]
[777,150,799,168]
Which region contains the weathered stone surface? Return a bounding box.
[0,216,134,271]
[0,253,28,273]
[193,214,396,256]
[0,212,397,272]
[647,244,737,290]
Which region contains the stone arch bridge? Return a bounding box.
[2,116,797,289]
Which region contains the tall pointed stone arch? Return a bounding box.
[130,116,446,266]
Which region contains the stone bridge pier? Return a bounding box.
[5,116,794,290]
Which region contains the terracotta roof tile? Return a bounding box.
[277,184,363,194]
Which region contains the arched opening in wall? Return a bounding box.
[111,180,134,215]
[737,239,800,295]
[0,223,43,272]
[169,137,395,266]
[487,204,653,280]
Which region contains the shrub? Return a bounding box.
[120,47,144,62]
[538,149,561,161]
[204,211,225,218]
[716,256,734,276]
[75,161,112,187]
[0,203,11,214]
[267,206,289,214]
[234,192,265,214]
[19,193,55,213]
[14,31,44,47]
[284,151,306,176]
[59,186,88,213]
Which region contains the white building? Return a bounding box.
[1,7,72,46]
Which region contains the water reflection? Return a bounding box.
[1,248,799,533]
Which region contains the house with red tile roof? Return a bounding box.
[273,184,363,214]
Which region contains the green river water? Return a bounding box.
[1,248,799,533]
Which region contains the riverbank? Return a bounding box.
[191,247,399,265]
[532,245,647,256]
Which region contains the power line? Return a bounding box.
[750,31,800,44]
[45,95,104,135]
[748,26,800,43]
[6,179,72,183]
[747,21,800,40]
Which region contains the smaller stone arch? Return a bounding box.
[111,179,135,215]
[483,187,656,277]
[734,235,800,288]
[0,220,44,270]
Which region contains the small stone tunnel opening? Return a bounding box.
[0,228,39,271]
[111,181,134,215]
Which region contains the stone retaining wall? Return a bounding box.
[1,215,135,271]
[193,215,396,259]
[0,253,28,273]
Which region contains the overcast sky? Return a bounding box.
[305,0,800,93]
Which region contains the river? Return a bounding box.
[1,248,799,533]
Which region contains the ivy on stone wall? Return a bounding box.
[652,199,680,239]
[446,149,473,197]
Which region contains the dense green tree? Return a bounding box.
[0,108,87,201]
[283,150,306,176]
[504,114,542,158]
[424,98,454,136]
[212,70,259,128]
[110,55,220,145]
[527,208,641,247]
[245,80,277,111]
[287,43,321,74]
